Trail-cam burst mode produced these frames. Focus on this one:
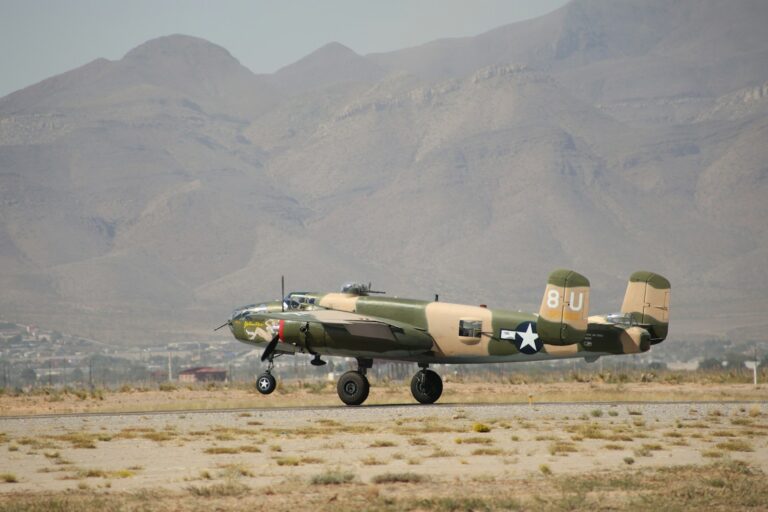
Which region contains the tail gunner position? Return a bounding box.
[220,270,670,406]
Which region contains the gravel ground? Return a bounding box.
[1,401,766,493]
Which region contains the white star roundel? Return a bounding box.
[500,321,542,355]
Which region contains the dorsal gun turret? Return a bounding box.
[340,282,386,296]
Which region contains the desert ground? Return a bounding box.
[0,383,767,511]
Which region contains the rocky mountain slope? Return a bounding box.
[1,0,766,344]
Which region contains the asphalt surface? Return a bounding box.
[1,400,764,422]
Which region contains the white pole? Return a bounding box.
[746,349,759,388]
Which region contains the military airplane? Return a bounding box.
[221,270,670,406]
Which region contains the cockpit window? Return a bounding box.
[283,293,316,310]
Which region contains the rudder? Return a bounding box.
[538,269,590,345]
[621,271,670,343]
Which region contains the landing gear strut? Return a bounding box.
[336,358,372,406]
[256,357,277,395]
[410,365,443,404]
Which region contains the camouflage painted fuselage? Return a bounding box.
[230,292,653,365]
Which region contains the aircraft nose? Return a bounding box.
[228,307,247,334]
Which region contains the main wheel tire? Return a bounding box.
[337,371,370,406]
[256,373,277,395]
[410,369,443,404]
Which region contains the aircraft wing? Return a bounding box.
[245,309,410,341]
[239,308,435,357]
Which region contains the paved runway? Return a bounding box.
[2,399,763,422]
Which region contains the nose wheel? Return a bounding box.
[410,368,443,404]
[256,356,278,395]
[256,373,277,395]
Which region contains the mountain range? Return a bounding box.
[1,0,767,345]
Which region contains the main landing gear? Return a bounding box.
[410,365,443,404]
[336,358,372,406]
[335,361,444,406]
[257,356,444,406]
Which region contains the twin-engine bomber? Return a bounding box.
[222,270,670,406]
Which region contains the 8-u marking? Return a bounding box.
[547,290,584,311]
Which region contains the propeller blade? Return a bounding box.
[281,275,285,312]
[261,334,280,362]
[213,321,230,332]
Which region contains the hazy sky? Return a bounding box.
[0,0,569,98]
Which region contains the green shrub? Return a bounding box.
[310,469,355,485]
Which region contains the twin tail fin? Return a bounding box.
[537,269,590,345]
[620,271,670,343]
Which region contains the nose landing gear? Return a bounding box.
[256,373,276,394]
[256,357,277,395]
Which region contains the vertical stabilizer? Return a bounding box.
[621,271,670,342]
[538,269,590,345]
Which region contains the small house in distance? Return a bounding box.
[178,367,227,383]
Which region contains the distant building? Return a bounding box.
[178,366,227,383]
